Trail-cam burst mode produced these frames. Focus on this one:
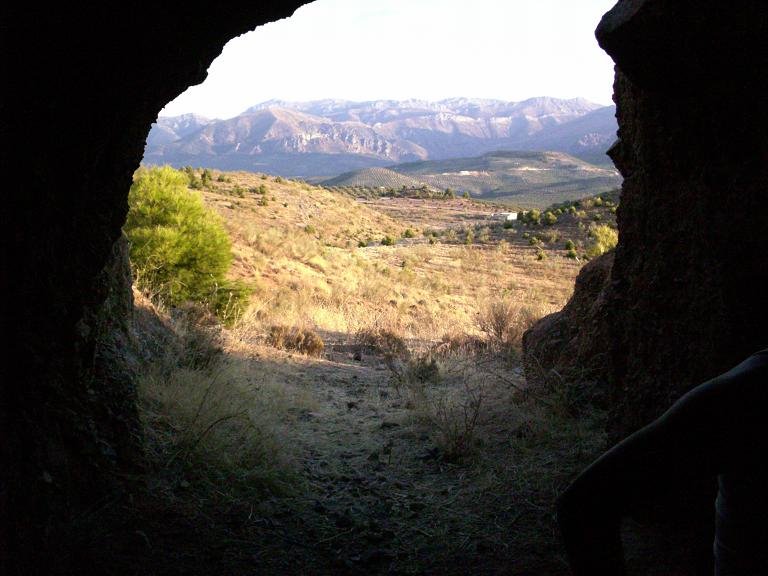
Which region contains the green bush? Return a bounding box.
[542,211,558,226]
[125,166,249,323]
[403,228,416,239]
[522,209,541,225]
[564,239,576,250]
[381,235,395,246]
[586,224,619,258]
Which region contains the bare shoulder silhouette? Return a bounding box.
[557,350,768,575]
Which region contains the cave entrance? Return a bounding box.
[129,1,619,574]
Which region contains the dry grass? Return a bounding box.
[266,324,325,357]
[136,299,312,508]
[125,171,618,574]
[198,172,585,350]
[476,295,542,359]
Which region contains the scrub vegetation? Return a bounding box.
[126,167,618,575]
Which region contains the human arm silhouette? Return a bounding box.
[556,351,768,575]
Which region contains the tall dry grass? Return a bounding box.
[136,300,310,506]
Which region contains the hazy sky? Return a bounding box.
[161,0,617,119]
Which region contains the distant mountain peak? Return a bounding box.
[146,97,617,177]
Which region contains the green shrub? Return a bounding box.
[477,226,491,243]
[304,225,317,234]
[522,209,541,225]
[125,166,249,323]
[539,230,560,244]
[403,228,416,239]
[462,191,471,199]
[564,239,576,250]
[566,248,579,259]
[542,211,558,226]
[503,220,515,229]
[381,235,395,246]
[586,224,619,258]
[464,227,475,244]
[274,176,283,183]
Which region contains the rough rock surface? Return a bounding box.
[522,252,613,409]
[599,2,768,435]
[523,4,768,570]
[524,1,768,436]
[1,3,307,572]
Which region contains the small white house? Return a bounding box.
[490,212,518,222]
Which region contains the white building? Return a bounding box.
[490,212,518,222]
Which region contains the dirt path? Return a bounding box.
[220,340,591,576]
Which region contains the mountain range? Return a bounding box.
[143,97,617,178]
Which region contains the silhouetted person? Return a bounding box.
[557,349,768,575]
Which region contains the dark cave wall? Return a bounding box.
[597,1,768,434]
[524,1,768,439]
[2,0,767,571]
[0,3,307,570]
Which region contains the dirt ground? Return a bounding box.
[120,334,607,576]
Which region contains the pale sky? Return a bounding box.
[161,0,617,119]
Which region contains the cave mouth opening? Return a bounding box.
[122,1,622,574]
[7,2,768,575]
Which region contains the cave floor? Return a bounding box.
[95,337,693,575]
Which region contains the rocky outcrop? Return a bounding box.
[522,252,613,410]
[524,1,768,437]
[1,3,308,572]
[599,2,768,435]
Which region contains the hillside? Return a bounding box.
[321,150,621,208]
[131,167,620,575]
[168,169,620,338]
[143,97,617,177]
[321,167,428,190]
